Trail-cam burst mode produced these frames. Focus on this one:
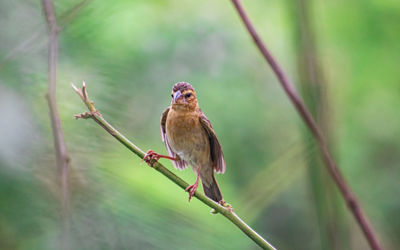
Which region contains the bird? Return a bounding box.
[143,82,226,204]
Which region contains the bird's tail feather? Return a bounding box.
[202,175,223,203]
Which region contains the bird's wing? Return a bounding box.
[160,107,188,170]
[199,112,226,173]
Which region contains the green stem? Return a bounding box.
[72,83,276,250]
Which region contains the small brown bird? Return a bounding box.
[143,82,225,203]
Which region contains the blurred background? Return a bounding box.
[1,0,399,249]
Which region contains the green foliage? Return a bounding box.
[0,0,399,249]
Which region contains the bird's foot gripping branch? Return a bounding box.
[71,82,277,250]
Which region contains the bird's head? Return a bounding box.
[170,82,198,111]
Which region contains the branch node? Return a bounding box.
[74,110,100,120]
[74,112,91,119]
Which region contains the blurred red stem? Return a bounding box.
[230,1,381,249]
[41,0,70,247]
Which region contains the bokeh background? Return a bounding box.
[1,0,399,249]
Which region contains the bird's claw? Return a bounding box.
[210,201,233,214]
[142,150,160,166]
[185,183,198,202]
[220,201,233,212]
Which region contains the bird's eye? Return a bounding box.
[185,93,192,98]
[171,94,173,98]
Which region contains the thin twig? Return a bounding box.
[58,0,92,30]
[230,1,382,249]
[41,0,70,247]
[72,82,277,250]
[0,0,92,69]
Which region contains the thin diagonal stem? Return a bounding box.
[72,83,277,250]
[0,0,92,69]
[58,0,92,30]
[230,1,381,249]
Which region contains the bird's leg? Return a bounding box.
[142,150,178,166]
[185,166,201,202]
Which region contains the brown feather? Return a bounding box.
[199,112,226,174]
[172,82,194,92]
[202,175,223,203]
[160,107,188,169]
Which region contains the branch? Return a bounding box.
[230,1,382,249]
[71,82,277,250]
[41,0,70,246]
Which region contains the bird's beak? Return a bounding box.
[173,90,182,103]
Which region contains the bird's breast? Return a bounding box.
[165,110,210,166]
